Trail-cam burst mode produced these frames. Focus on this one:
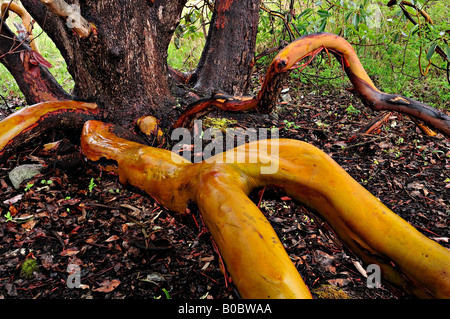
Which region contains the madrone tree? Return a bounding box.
[1,0,449,299]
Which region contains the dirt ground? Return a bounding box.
[0,78,449,300]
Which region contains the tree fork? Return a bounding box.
[20,0,187,126]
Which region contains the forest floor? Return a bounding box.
[0,77,449,300]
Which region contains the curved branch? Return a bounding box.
[81,119,450,299]
[175,33,450,138]
[0,100,99,162]
[0,17,70,104]
[387,0,433,24]
[1,1,38,52]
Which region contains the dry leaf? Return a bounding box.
[60,247,79,256]
[93,279,121,293]
[105,235,120,242]
[21,219,38,230]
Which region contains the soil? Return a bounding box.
[0,77,449,300]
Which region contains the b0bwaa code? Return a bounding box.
[223,303,272,314]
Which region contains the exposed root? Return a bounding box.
[175,33,450,138]
[81,119,450,299]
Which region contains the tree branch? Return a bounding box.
[0,100,99,162]
[39,0,93,38]
[175,33,450,138]
[1,1,38,52]
[0,17,71,104]
[80,119,450,298]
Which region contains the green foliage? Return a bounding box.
[3,211,13,222]
[167,1,211,71]
[256,0,449,110]
[1,1,448,112]
[345,104,360,116]
[88,178,97,192]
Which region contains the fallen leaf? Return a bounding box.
[21,219,38,230]
[60,247,79,256]
[105,235,120,242]
[3,194,24,205]
[93,279,121,293]
[327,278,350,287]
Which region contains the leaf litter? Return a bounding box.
[0,83,449,299]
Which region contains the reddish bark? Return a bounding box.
[20,0,187,126]
[191,0,261,96]
[175,33,450,137]
[0,18,70,104]
[0,101,99,162]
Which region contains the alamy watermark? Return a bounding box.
[366,264,381,288]
[66,264,81,289]
[366,4,382,29]
[170,120,280,174]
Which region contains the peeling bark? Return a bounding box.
[0,18,70,104]
[0,101,99,162]
[40,0,93,37]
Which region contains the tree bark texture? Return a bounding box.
[20,0,187,126]
[192,0,261,96]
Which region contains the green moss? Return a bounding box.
[20,258,38,279]
[313,284,350,299]
[203,117,237,131]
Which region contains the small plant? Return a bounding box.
[154,288,171,299]
[283,119,302,130]
[345,104,361,115]
[40,179,53,185]
[20,258,38,279]
[24,182,34,192]
[4,211,13,222]
[88,178,97,192]
[395,137,404,145]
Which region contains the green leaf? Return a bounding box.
[297,8,313,19]
[426,42,437,61]
[344,10,353,21]
[162,288,171,299]
[445,43,450,61]
[410,24,419,35]
[318,19,327,32]
[174,37,180,49]
[352,13,360,29]
[318,9,330,17]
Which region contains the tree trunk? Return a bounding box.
[191,0,261,96]
[21,0,187,126]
